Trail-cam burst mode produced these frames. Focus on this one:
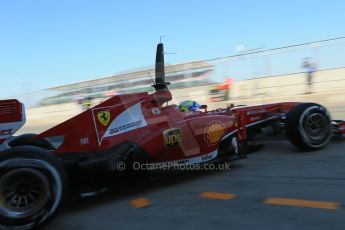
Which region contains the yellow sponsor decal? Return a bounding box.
[205,121,225,145]
[163,128,182,147]
[97,111,111,126]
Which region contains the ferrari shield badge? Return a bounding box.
[205,121,225,145]
[97,111,111,126]
[163,128,182,147]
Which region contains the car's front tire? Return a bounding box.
[286,103,332,150]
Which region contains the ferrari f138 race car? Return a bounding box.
[0,43,345,229]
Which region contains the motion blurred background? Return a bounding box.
[1,0,345,133]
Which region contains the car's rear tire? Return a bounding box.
[0,146,67,230]
[8,133,55,150]
[286,103,332,150]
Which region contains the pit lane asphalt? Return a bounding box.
[46,137,345,230]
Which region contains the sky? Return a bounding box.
[1,0,345,98]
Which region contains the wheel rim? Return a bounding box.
[0,168,50,219]
[303,112,330,141]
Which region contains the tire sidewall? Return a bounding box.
[298,105,332,148]
[286,103,332,150]
[0,146,66,230]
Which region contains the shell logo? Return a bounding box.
[205,121,226,145]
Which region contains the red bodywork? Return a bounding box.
[36,88,299,164]
[38,90,233,162]
[336,121,345,135]
[0,99,25,144]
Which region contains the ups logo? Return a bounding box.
[163,128,182,147]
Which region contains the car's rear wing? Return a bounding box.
[0,99,26,145]
[332,120,345,137]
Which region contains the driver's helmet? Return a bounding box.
[179,100,201,112]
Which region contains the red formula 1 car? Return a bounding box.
[1,43,345,229]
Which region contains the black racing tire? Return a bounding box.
[0,146,67,230]
[285,103,332,151]
[8,134,55,150]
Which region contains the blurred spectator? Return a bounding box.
[82,96,92,110]
[302,58,316,94]
[74,93,84,105]
[103,89,119,98]
[209,78,233,102]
